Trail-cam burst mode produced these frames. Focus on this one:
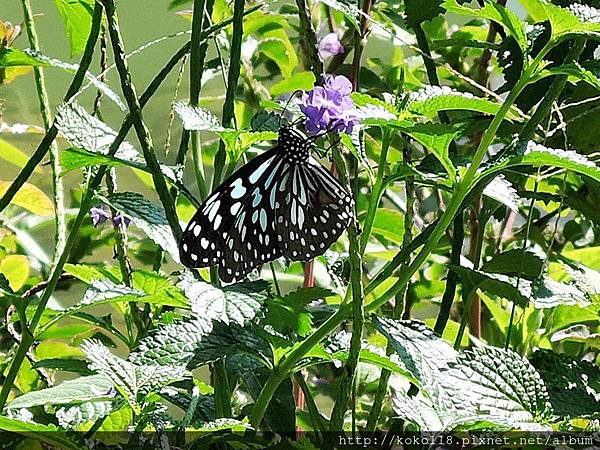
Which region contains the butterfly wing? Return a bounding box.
[275,157,352,261]
[180,146,287,282]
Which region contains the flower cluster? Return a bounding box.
[89,205,131,228]
[299,74,360,135]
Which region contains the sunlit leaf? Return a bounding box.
[53,0,95,56]
[0,181,54,216]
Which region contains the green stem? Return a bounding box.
[0,2,104,410]
[359,129,391,255]
[20,0,67,268]
[212,0,245,189]
[0,3,102,214]
[293,372,326,436]
[103,0,182,243]
[249,41,553,429]
[295,0,324,81]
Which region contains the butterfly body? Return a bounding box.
[180,126,352,282]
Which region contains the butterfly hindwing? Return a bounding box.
[275,157,352,261]
[180,147,285,282]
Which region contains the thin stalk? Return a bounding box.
[0,3,105,410]
[189,0,210,201]
[293,372,326,438]
[20,0,66,267]
[103,0,182,242]
[295,0,324,81]
[327,155,363,435]
[359,129,391,255]
[0,4,102,214]
[213,360,232,418]
[248,41,554,429]
[212,0,245,189]
[505,170,540,349]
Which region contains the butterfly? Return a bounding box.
[179,125,353,282]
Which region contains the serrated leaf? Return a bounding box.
[173,102,224,131]
[216,130,277,162]
[540,62,600,92]
[316,0,360,30]
[531,349,600,419]
[550,324,600,349]
[442,346,553,430]
[103,192,180,263]
[481,249,544,280]
[401,123,458,178]
[56,400,114,429]
[32,359,93,375]
[130,318,214,366]
[0,255,29,291]
[81,340,185,405]
[178,271,268,326]
[406,0,442,30]
[0,48,49,67]
[520,0,600,39]
[482,175,520,213]
[55,103,138,160]
[6,374,115,410]
[451,265,589,308]
[187,417,252,433]
[0,416,83,449]
[257,38,293,78]
[53,0,95,56]
[0,181,54,216]
[250,111,282,132]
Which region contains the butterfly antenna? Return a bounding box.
[279,89,304,128]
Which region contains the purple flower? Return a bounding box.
[89,205,131,228]
[318,33,344,59]
[299,74,360,134]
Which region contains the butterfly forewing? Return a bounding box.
[275,158,352,261]
[180,147,285,282]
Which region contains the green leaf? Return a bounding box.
[486,141,600,184]
[0,416,82,449]
[408,86,515,119]
[441,0,527,49]
[270,71,316,97]
[103,192,180,264]
[315,0,360,30]
[539,62,600,92]
[5,374,114,410]
[550,324,600,349]
[53,0,95,56]
[0,255,30,291]
[0,48,49,67]
[480,249,544,280]
[56,401,114,430]
[55,103,138,160]
[0,181,54,216]
[451,265,589,308]
[531,349,600,419]
[405,0,442,29]
[131,318,213,366]
[482,175,520,213]
[401,123,458,178]
[520,0,600,40]
[187,417,252,433]
[31,358,93,375]
[257,38,293,78]
[371,208,405,243]
[251,111,281,132]
[178,272,268,326]
[0,139,43,173]
[173,102,224,131]
[216,130,277,162]
[81,340,185,405]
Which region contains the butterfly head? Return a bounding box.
[278,126,313,164]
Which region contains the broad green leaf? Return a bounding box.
[178,271,268,326]
[485,141,600,186]
[130,318,213,366]
[401,123,458,178]
[0,139,43,173]
[482,175,520,213]
[55,103,138,160]
[550,324,600,349]
[257,38,293,78]
[250,111,281,132]
[442,0,527,49]
[371,208,405,243]
[0,181,54,216]
[56,400,114,430]
[519,0,600,39]
[451,265,589,308]
[0,416,82,449]
[216,130,277,162]
[32,358,93,375]
[538,62,600,92]
[53,0,95,56]
[480,249,544,280]
[63,263,120,284]
[270,71,316,97]
[81,340,185,404]
[531,349,600,419]
[0,255,29,291]
[173,102,224,131]
[316,0,360,30]
[94,402,133,433]
[6,374,114,410]
[409,86,513,119]
[103,192,180,264]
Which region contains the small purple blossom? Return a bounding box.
[89,205,131,228]
[318,33,344,59]
[299,74,360,135]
